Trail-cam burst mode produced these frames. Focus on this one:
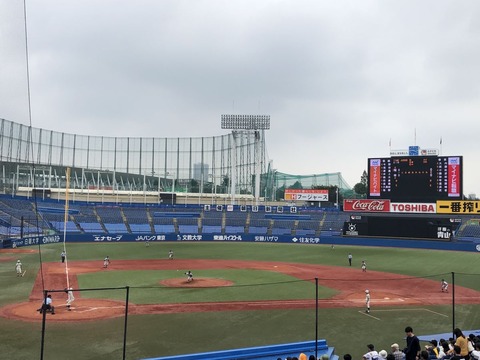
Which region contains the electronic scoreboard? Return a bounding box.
[367,155,462,203]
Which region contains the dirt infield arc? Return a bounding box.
[2,259,480,322]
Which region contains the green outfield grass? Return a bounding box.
[79,269,337,303]
[1,241,480,360]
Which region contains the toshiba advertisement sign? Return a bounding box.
[343,199,390,212]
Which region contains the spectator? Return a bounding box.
[468,334,476,355]
[439,339,450,359]
[405,326,421,360]
[321,355,330,360]
[391,343,405,360]
[387,354,396,360]
[450,345,462,360]
[310,355,317,360]
[470,342,480,360]
[426,340,439,359]
[364,344,379,360]
[344,354,353,360]
[448,328,468,359]
[419,350,430,360]
[379,350,388,360]
[299,353,307,360]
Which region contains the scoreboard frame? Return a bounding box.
[367,155,462,203]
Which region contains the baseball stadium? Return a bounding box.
[1,116,480,360]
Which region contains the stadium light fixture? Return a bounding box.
[221,114,271,205]
[221,115,270,130]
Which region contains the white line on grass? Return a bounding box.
[373,308,448,317]
[359,311,381,320]
[76,306,124,313]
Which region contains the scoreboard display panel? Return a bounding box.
[367,155,462,203]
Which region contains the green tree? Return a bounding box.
[353,170,367,197]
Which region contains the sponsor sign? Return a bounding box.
[409,146,420,156]
[284,189,328,201]
[390,203,436,213]
[390,150,409,156]
[420,148,439,155]
[437,200,480,214]
[343,199,390,212]
[368,159,382,196]
[448,157,461,197]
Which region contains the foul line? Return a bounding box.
[373,308,449,317]
[75,306,124,313]
[358,311,381,320]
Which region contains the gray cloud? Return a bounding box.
[1,0,479,196]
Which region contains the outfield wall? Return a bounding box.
[7,233,480,252]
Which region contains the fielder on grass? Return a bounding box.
[15,260,22,277]
[365,289,371,313]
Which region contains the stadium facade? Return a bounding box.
[0,117,350,204]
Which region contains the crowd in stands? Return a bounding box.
[340,327,480,360]
[269,327,480,360]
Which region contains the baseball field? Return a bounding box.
[1,241,480,360]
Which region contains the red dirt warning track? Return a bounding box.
[1,258,480,322]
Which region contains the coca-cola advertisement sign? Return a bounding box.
[343,199,391,212]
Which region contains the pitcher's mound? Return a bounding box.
[161,277,233,288]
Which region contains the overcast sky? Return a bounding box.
[1,1,479,197]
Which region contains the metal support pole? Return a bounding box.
[40,290,48,360]
[451,272,455,336]
[315,277,319,360]
[123,286,130,360]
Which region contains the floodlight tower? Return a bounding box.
[221,114,271,204]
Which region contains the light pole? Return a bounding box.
[221,114,270,205]
[209,174,214,205]
[167,171,176,205]
[209,174,224,205]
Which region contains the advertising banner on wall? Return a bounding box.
[343,199,390,212]
[368,159,382,197]
[284,189,329,201]
[447,157,461,197]
[390,203,436,213]
[437,200,480,214]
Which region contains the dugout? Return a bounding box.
[343,215,459,240]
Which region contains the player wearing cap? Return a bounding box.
[365,289,371,313]
[362,260,367,272]
[441,279,448,292]
[15,260,22,277]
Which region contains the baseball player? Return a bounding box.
[61,251,66,263]
[441,279,449,292]
[168,250,174,260]
[348,253,353,266]
[15,260,22,277]
[65,287,75,311]
[185,270,193,282]
[365,289,371,313]
[103,256,110,268]
[361,260,367,272]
